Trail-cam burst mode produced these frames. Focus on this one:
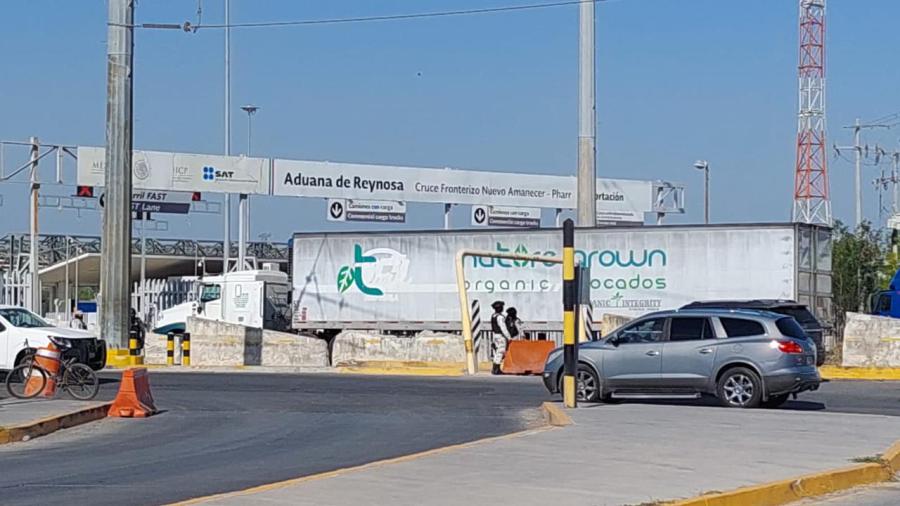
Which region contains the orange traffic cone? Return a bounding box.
[108,367,158,418]
[25,344,61,397]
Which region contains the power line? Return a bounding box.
[126,0,604,31]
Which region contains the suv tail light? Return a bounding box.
[776,339,804,354]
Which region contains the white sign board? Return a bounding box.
[274,159,574,208]
[291,226,797,325]
[596,179,653,223]
[327,199,406,223]
[471,205,541,228]
[77,146,269,195]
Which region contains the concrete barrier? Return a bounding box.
[144,333,170,365]
[842,312,900,367]
[331,331,466,366]
[171,317,329,367]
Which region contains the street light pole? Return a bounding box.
[693,160,710,224]
[223,0,232,274]
[238,105,258,271]
[576,0,597,227]
[240,105,258,156]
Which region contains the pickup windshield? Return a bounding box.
[0,308,52,328]
[773,307,818,326]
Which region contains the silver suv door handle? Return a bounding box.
[645,350,660,356]
[699,348,713,354]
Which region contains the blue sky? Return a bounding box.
[1,0,898,243]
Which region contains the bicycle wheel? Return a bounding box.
[6,363,48,399]
[62,363,99,400]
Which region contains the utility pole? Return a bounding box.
[836,118,889,228]
[575,0,596,227]
[29,137,40,314]
[223,0,232,274]
[101,0,134,349]
[893,152,900,217]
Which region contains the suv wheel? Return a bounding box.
[559,364,602,402]
[717,367,762,408]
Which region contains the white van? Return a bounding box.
[0,305,106,371]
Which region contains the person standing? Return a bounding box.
[490,301,511,375]
[505,307,522,340]
[70,310,87,330]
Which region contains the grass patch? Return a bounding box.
[851,454,885,464]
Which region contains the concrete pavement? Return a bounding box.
[194,403,900,506]
[0,398,103,428]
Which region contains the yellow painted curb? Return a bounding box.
[667,441,900,506]
[819,365,900,381]
[541,402,573,427]
[884,440,900,474]
[336,360,467,377]
[0,401,113,445]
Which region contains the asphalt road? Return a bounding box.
[0,373,896,506]
[602,379,900,416]
[0,372,549,506]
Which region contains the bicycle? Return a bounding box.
[5,351,99,401]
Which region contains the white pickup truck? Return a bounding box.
[0,305,107,371]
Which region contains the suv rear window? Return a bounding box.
[720,317,765,338]
[775,317,807,339]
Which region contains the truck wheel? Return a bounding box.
[717,367,762,408]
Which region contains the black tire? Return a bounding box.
[761,393,790,409]
[6,363,47,399]
[560,364,602,402]
[62,363,99,401]
[716,367,762,408]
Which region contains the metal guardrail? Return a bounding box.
[0,233,289,270]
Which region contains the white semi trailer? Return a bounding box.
[290,223,833,334]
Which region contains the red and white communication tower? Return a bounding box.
[793,0,831,225]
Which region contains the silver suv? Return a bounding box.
[542,309,820,408]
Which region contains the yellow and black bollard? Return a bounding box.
[128,331,144,366]
[181,332,191,366]
[562,219,577,408]
[166,333,175,366]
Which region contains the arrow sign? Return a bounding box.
[472,205,540,228]
[471,206,487,225]
[327,199,346,221]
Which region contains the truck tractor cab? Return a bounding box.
[870,269,900,318]
[153,269,291,334]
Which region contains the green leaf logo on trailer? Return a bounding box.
[337,244,384,296]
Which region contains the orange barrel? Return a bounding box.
[33,344,62,397]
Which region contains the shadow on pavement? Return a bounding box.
[577,396,827,411]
